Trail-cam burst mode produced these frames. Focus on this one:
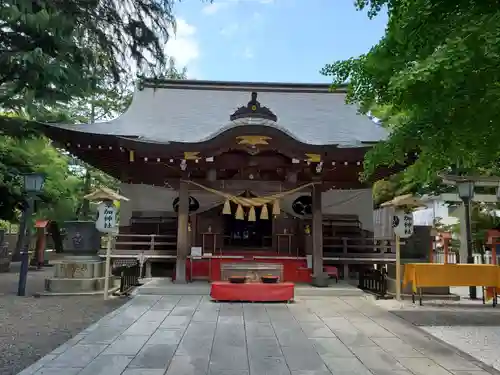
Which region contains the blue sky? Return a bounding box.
[167,0,387,83]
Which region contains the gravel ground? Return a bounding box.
[0,263,127,375]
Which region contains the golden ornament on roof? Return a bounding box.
[183,151,201,160]
[305,153,321,163]
[236,135,271,146]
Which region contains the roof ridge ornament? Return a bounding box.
[230,92,277,122]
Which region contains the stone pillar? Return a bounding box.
[176,181,189,283]
[457,204,468,263]
[312,185,323,278]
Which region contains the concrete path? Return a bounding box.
[17,294,497,375]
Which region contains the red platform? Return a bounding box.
[185,255,313,283]
[210,281,295,302]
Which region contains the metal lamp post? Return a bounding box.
[457,179,476,300]
[17,173,45,296]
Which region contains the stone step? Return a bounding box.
[133,278,366,297]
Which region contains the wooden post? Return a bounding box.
[395,234,401,301]
[487,231,500,265]
[312,184,323,278]
[103,232,113,300]
[176,180,189,283]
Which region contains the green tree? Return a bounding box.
[322,0,500,187]
[0,0,178,119]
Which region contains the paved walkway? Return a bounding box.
[375,287,500,373]
[17,294,497,375]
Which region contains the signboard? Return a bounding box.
[191,247,202,257]
[393,211,414,238]
[96,202,116,233]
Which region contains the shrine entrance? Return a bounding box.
[223,192,273,250]
[223,206,272,249]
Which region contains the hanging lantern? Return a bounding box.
[235,204,244,220]
[222,199,232,215]
[260,204,269,220]
[248,206,256,222]
[272,199,280,216]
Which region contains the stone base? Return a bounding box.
[311,275,330,288]
[44,276,114,293]
[44,256,109,293]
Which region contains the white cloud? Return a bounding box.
[166,18,200,69]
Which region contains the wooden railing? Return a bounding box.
[323,237,395,263]
[358,268,389,298]
[324,237,394,253]
[100,234,177,258]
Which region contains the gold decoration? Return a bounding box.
[129,150,135,162]
[181,180,318,211]
[236,135,271,146]
[184,152,201,160]
[222,199,232,215]
[304,224,311,235]
[248,206,256,222]
[188,222,192,232]
[272,199,280,216]
[235,204,245,220]
[251,105,257,111]
[260,204,269,220]
[305,153,321,162]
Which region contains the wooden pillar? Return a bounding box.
[176,180,189,283]
[312,185,323,277]
[190,213,197,247]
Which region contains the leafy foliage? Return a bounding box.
[322,0,500,188]
[0,0,179,118]
[0,0,195,225]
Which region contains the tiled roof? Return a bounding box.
[51,79,388,146]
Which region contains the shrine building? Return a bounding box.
[40,78,398,284]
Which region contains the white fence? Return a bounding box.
[434,251,458,264]
[434,251,500,265]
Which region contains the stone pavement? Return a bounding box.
[374,287,500,373]
[17,294,498,375]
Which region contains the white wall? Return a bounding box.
[413,200,458,226]
[119,183,375,231]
